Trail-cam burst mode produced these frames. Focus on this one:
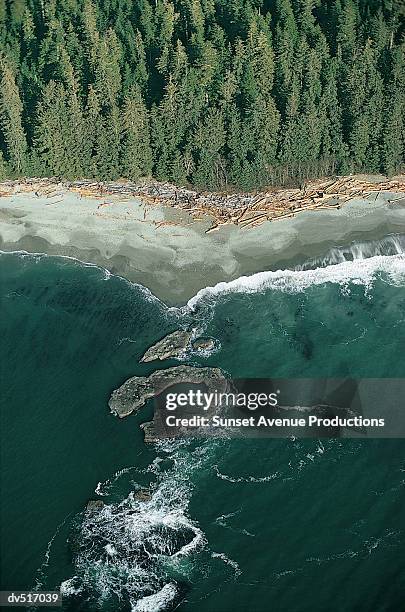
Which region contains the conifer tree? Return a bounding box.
[157,0,176,46]
[191,107,226,188]
[82,0,100,70]
[58,46,88,178]
[344,41,384,171]
[34,81,70,176]
[94,104,122,180]
[319,59,348,174]
[381,48,404,175]
[0,0,403,186]
[273,0,299,116]
[85,85,103,178]
[0,150,8,180]
[0,0,5,32]
[335,0,358,59]
[296,45,324,175]
[239,22,275,107]
[0,55,28,175]
[150,75,186,181]
[8,0,26,28]
[278,74,301,182]
[94,29,122,107]
[121,87,153,180]
[132,30,149,90]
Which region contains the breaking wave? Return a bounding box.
[296,234,405,269]
[60,439,224,611]
[187,237,405,310]
[132,584,178,611]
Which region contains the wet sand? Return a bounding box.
[1,188,405,304]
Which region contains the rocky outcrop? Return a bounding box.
[140,421,158,444]
[140,330,216,363]
[134,488,153,501]
[192,337,215,352]
[140,330,192,362]
[109,365,228,418]
[85,500,104,514]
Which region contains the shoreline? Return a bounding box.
[1,174,405,231]
[1,178,405,305]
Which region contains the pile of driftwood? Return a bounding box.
[1,175,405,233]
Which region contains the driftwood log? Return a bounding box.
[1,175,404,232]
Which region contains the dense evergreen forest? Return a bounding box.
[0,0,404,190]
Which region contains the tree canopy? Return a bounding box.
[0,0,404,189]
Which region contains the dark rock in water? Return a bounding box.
[109,365,227,418]
[85,500,104,514]
[134,488,153,502]
[192,337,215,352]
[140,421,157,444]
[140,330,192,362]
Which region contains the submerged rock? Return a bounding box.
[85,500,104,514]
[134,488,153,502]
[140,330,192,362]
[140,421,158,444]
[109,365,227,418]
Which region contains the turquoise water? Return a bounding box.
[1,239,405,611]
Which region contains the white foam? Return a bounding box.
[172,530,204,557]
[94,466,143,496]
[214,465,280,483]
[215,511,255,537]
[35,514,72,589]
[117,336,138,346]
[132,583,177,612]
[297,234,405,269]
[62,439,223,607]
[187,253,405,309]
[211,552,241,576]
[60,577,82,596]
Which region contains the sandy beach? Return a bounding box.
[1,184,405,304]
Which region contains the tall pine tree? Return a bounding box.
[121,87,153,180]
[0,55,28,175]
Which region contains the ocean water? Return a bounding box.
[1,235,405,612]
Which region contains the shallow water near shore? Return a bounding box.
[1,189,405,305]
[1,236,405,611]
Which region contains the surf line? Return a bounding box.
[187,252,405,310]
